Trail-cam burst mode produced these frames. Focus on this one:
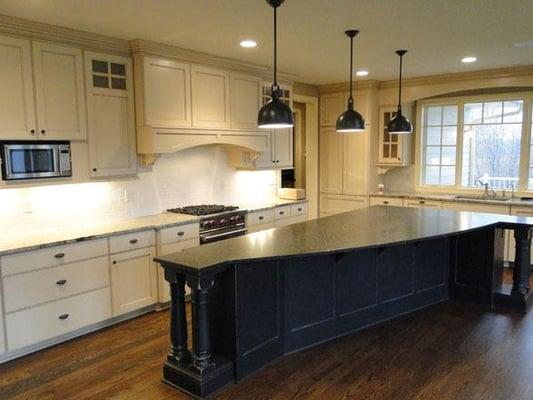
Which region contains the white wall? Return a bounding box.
[0,145,278,235]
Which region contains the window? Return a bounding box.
[421,105,458,186]
[420,94,531,191]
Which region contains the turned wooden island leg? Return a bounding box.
[512,226,531,299]
[165,270,190,364]
[189,277,215,375]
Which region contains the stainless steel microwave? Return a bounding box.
[0,141,72,181]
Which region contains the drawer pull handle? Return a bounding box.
[419,201,426,204]
[177,231,185,236]
[58,313,69,320]
[259,216,264,220]
[113,261,117,264]
[56,279,67,285]
[54,253,65,259]
[129,238,138,244]
[298,208,302,212]
[279,211,285,215]
[383,201,389,205]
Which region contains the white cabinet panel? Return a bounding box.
[273,205,292,220]
[320,92,346,127]
[110,246,157,316]
[3,256,109,313]
[85,51,136,178]
[369,196,404,206]
[230,73,261,129]
[441,202,510,214]
[320,127,343,194]
[273,129,294,167]
[247,209,275,227]
[320,193,368,216]
[0,293,5,354]
[290,202,308,217]
[144,57,191,128]
[342,131,368,195]
[0,35,36,139]
[109,229,156,254]
[32,42,86,140]
[191,65,230,128]
[274,215,307,227]
[6,287,112,351]
[247,223,275,233]
[403,199,442,209]
[159,223,199,245]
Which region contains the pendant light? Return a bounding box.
[258,0,294,129]
[336,30,365,133]
[387,50,413,134]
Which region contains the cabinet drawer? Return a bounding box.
[369,196,403,206]
[247,223,275,234]
[403,199,441,209]
[290,202,308,217]
[3,256,109,313]
[6,287,111,351]
[1,239,108,277]
[274,205,292,220]
[159,223,199,245]
[247,209,274,226]
[274,215,307,227]
[109,230,155,254]
[510,207,533,217]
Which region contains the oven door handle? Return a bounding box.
[201,228,247,241]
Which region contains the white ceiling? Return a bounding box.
[0,0,532,84]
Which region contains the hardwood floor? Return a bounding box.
[1,296,533,399]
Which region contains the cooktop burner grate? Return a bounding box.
[167,204,239,216]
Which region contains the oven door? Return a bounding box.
[200,226,247,245]
[2,144,60,180]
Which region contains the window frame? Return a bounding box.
[415,92,533,195]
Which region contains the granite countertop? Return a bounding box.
[370,192,533,207]
[0,198,308,257]
[156,206,533,274]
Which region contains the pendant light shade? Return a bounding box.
[336,30,365,133]
[258,0,293,129]
[387,50,413,134]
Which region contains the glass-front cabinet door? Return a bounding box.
[378,106,411,166]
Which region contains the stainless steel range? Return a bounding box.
[167,204,247,245]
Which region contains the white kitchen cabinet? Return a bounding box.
[0,35,36,139]
[403,199,442,209]
[342,130,368,195]
[85,51,137,178]
[142,57,192,128]
[441,201,510,214]
[110,246,158,316]
[272,129,294,167]
[32,42,86,140]
[192,65,230,128]
[320,92,346,127]
[230,73,261,129]
[320,127,343,194]
[319,193,368,217]
[369,196,404,206]
[378,106,411,167]
[0,292,5,354]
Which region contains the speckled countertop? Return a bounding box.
[156,206,533,274]
[0,199,308,257]
[371,192,533,207]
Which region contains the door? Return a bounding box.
[230,73,261,129]
[319,127,343,193]
[191,65,230,128]
[110,246,158,316]
[85,51,137,177]
[32,42,86,140]
[0,35,36,139]
[273,128,294,167]
[143,57,191,128]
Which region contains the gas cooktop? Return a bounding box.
[167,204,239,216]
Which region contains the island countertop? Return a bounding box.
[155,205,533,274]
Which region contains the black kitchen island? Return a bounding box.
[155,206,533,399]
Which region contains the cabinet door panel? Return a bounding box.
[192,65,230,128]
[319,127,343,193]
[320,92,346,127]
[273,128,293,167]
[230,73,261,129]
[0,35,35,139]
[33,42,86,140]
[111,246,157,315]
[342,131,367,195]
[0,292,4,354]
[85,52,136,177]
[144,58,191,128]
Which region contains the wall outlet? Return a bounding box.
[23,200,33,214]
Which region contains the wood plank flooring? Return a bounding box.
[1,287,533,399]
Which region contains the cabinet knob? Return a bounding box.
[56,279,67,285]
[419,200,426,204]
[177,231,185,236]
[41,129,46,135]
[54,253,65,259]
[129,238,138,244]
[279,211,284,215]
[58,313,70,320]
[259,216,264,220]
[30,129,35,135]
[113,260,117,264]
[298,208,302,212]
[92,168,97,172]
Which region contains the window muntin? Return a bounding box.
[422,105,458,186]
[461,100,523,189]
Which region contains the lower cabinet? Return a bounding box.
[0,294,5,354]
[247,203,309,234]
[369,196,403,207]
[319,193,368,217]
[6,287,112,351]
[403,199,442,209]
[110,246,158,316]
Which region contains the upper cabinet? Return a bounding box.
[191,65,230,128]
[0,36,85,141]
[378,106,411,168]
[32,42,86,140]
[230,73,261,130]
[142,57,192,128]
[320,92,346,127]
[85,51,137,178]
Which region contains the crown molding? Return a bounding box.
[0,14,130,55]
[378,65,533,90]
[130,39,298,83]
[318,80,380,94]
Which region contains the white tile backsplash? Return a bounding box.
[0,146,278,235]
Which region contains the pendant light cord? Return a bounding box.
[397,53,403,111]
[349,35,353,108]
[272,5,278,96]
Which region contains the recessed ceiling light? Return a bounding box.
[461,56,477,63]
[240,40,257,48]
[515,41,533,48]
[356,70,369,77]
